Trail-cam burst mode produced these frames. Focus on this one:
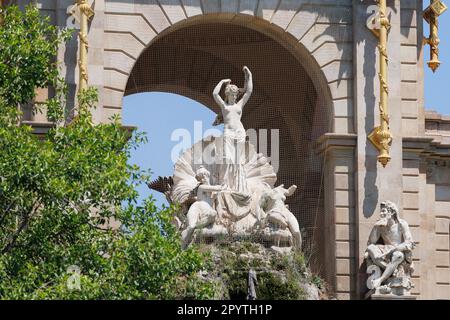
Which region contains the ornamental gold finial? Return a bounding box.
[75,0,94,92]
[367,0,392,168]
[424,0,447,72]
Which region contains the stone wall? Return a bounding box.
[401,0,425,137]
[424,112,450,299]
[400,109,450,299]
[321,135,357,299]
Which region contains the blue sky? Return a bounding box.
[123,15,450,206]
[423,8,450,114]
[123,93,218,206]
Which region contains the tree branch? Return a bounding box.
[1,199,41,254]
[0,201,13,226]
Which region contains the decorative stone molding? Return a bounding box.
[316,133,357,156]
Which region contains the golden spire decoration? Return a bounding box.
[368,0,392,168]
[75,0,94,92]
[424,0,447,72]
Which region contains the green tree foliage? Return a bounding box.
[0,4,213,299]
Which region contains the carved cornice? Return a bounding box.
[403,136,450,159]
[315,133,357,156]
[425,110,450,127]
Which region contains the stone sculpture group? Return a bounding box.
[148,67,415,298]
[150,66,301,253]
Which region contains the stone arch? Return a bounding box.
[101,0,354,132]
[99,0,354,274]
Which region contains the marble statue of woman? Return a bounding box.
[213,66,253,194]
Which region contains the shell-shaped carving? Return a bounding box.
[171,135,277,205]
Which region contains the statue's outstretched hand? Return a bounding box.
[287,185,297,196]
[243,66,251,78]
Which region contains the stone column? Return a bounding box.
[319,133,357,299]
[353,0,404,299]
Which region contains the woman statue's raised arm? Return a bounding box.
[240,66,253,106]
[213,78,231,108]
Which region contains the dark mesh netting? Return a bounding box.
[125,23,331,275]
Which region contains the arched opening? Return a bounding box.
[123,92,220,206]
[124,19,333,274]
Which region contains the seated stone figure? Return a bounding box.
[365,200,415,296]
[258,185,302,251]
[181,166,227,248]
